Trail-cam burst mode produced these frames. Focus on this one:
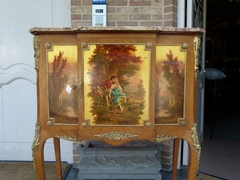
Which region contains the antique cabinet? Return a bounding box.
[30,26,204,180]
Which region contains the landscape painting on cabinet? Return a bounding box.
[155,45,186,124]
[47,45,78,124]
[83,44,150,126]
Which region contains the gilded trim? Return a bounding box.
[146,42,152,49]
[56,135,78,142]
[31,122,41,173]
[191,123,201,170]
[145,122,151,127]
[182,43,188,48]
[45,42,51,49]
[94,132,139,141]
[81,42,87,48]
[33,36,40,77]
[154,134,176,142]
[47,120,53,126]
[194,35,201,81]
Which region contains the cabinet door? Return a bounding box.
[155,33,197,127]
[77,33,156,145]
[37,33,79,126]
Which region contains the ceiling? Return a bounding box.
[206,0,240,33]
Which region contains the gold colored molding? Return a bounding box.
[56,135,78,142]
[45,42,51,49]
[191,123,201,170]
[182,43,188,48]
[180,120,187,126]
[145,122,151,127]
[94,132,139,141]
[82,122,87,127]
[146,42,152,49]
[33,36,40,77]
[47,120,53,126]
[81,42,87,48]
[194,35,201,81]
[31,122,41,173]
[155,134,176,142]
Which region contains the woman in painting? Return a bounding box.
[108,77,126,111]
[97,75,118,106]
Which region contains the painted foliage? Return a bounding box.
[155,45,186,124]
[83,44,150,125]
[47,45,78,124]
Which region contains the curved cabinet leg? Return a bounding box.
[186,124,201,180]
[32,123,47,180]
[53,137,62,180]
[172,138,180,180]
[186,143,201,180]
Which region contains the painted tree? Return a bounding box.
[155,61,162,109]
[162,50,184,117]
[49,51,69,115]
[88,45,142,87]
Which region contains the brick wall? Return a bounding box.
[71,0,177,27]
[71,0,177,171]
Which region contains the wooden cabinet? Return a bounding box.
[30,26,204,180]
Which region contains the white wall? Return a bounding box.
[0,0,73,163]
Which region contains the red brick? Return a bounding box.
[117,21,139,26]
[164,20,175,27]
[164,0,177,6]
[130,0,151,6]
[164,13,174,20]
[161,149,173,157]
[139,7,162,14]
[107,7,116,13]
[117,7,139,13]
[71,20,92,27]
[140,21,162,26]
[129,14,150,20]
[154,0,162,6]
[83,14,92,20]
[164,6,173,13]
[152,14,163,20]
[172,21,177,27]
[71,7,91,13]
[73,155,79,161]
[107,21,116,26]
[108,14,128,20]
[107,0,128,6]
[161,156,173,164]
[71,14,81,20]
[71,0,81,6]
[73,149,79,154]
[82,0,92,6]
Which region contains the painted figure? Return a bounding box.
[98,75,118,106]
[108,77,126,111]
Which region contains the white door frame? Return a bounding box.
[177,0,206,167]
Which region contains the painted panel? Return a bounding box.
[155,45,186,125]
[47,45,78,124]
[83,44,151,126]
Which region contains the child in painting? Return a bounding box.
[108,78,126,111]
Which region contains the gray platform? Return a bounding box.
[77,140,162,180]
